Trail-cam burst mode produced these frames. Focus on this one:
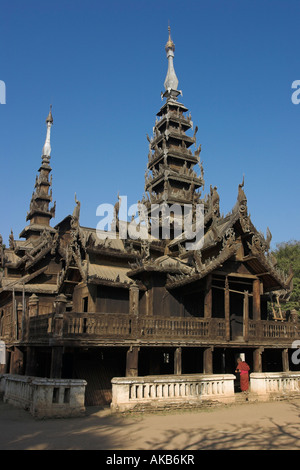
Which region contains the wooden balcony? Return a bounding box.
[24,312,300,345]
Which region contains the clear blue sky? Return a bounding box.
[0,0,299,250]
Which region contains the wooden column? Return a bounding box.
[9,347,24,375]
[52,294,67,337]
[203,347,213,374]
[23,302,29,342]
[88,285,97,313]
[282,348,289,372]
[174,347,182,375]
[28,294,39,317]
[204,274,212,318]
[253,347,263,372]
[129,284,139,316]
[224,277,230,341]
[16,302,23,341]
[50,346,64,378]
[243,291,249,341]
[50,294,67,379]
[126,346,139,377]
[253,279,261,321]
[25,347,38,376]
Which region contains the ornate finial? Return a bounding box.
[164,26,179,93]
[165,26,175,53]
[42,105,53,158]
[46,104,53,124]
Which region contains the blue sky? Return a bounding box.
[0,0,299,250]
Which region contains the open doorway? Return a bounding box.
[213,348,253,393]
[138,347,175,376]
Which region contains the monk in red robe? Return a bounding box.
[235,357,250,392]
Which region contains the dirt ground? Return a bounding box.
[1,398,300,450]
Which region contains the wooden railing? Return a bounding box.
[64,312,133,337]
[62,314,226,341]
[248,320,299,340]
[25,313,299,343]
[27,314,52,341]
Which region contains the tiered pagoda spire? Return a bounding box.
[20,106,56,240]
[144,28,204,239]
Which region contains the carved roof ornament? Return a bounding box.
[0,233,3,268]
[237,175,251,233]
[238,174,247,205]
[9,229,15,250]
[222,227,236,248]
[265,227,272,251]
[112,191,121,232]
[71,193,81,229]
[248,231,271,256]
[210,185,220,219]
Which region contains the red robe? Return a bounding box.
[236,361,250,391]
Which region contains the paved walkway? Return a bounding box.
[1,398,300,450]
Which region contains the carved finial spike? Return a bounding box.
[46,104,53,124]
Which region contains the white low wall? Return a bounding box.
[1,374,87,418]
[250,372,300,397]
[111,374,236,411]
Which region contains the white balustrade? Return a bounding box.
[250,372,300,397]
[1,374,87,418]
[111,374,236,411]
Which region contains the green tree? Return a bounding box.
[272,240,300,312]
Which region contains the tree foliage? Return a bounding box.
[272,240,300,312]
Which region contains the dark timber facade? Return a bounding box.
[0,30,298,406]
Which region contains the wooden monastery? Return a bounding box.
[0,29,297,406]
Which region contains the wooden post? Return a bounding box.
[50,346,64,378]
[25,347,38,376]
[52,294,67,337]
[224,276,230,341]
[17,302,23,340]
[204,274,212,318]
[126,346,139,377]
[243,291,249,341]
[50,294,67,379]
[282,348,289,372]
[129,284,139,316]
[13,289,17,341]
[253,347,263,372]
[28,294,39,317]
[253,279,261,321]
[23,300,30,343]
[9,346,24,375]
[174,347,182,375]
[203,347,213,374]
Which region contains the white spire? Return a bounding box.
[164,26,179,91]
[42,105,53,158]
